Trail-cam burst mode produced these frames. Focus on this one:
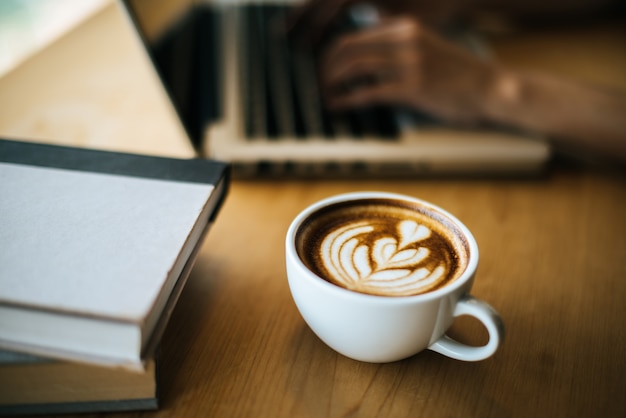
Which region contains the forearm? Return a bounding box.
[482,68,626,162]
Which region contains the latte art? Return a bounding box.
[296,199,468,297]
[321,220,446,296]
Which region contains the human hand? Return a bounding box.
[319,17,496,125]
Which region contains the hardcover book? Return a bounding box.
[0,139,229,369]
[0,349,158,415]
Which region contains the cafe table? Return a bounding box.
[1,2,624,417]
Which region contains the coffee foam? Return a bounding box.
[296,199,469,297]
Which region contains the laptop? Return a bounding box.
[119,0,550,177]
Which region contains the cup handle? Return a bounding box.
[428,295,505,361]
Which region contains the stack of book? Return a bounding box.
[0,349,159,415]
[0,139,230,415]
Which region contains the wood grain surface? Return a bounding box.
[136,170,625,418]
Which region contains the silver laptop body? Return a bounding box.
[120,0,550,177]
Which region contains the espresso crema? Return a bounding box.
[296,199,469,297]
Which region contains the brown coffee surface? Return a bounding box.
[296,199,470,296]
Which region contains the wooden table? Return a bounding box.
[3,3,625,417]
[139,170,624,418]
[149,17,626,417]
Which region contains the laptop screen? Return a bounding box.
[120,0,220,149]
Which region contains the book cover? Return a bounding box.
[0,349,158,415]
[0,139,229,369]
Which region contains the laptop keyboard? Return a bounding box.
[238,4,401,140]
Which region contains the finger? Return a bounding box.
[322,18,420,65]
[322,31,418,89]
[324,32,386,65]
[322,54,395,92]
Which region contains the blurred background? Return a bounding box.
[0,0,109,76]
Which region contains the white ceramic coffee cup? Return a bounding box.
[286,192,504,362]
